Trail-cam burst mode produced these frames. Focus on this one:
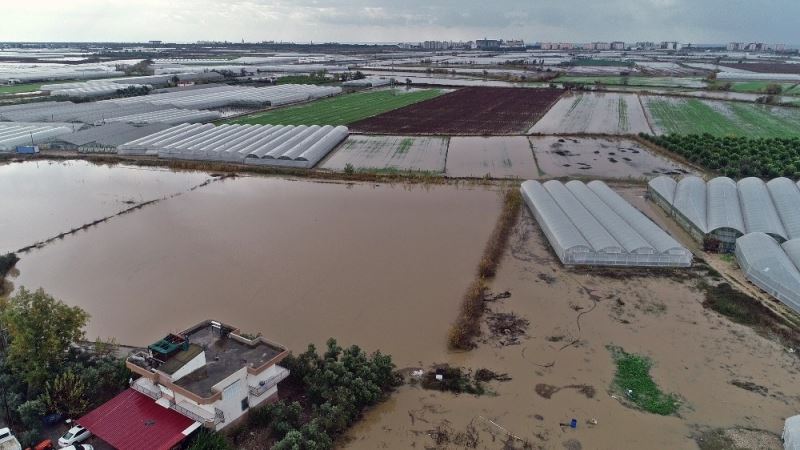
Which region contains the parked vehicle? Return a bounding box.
[60,446,92,450]
[25,440,53,450]
[57,426,90,448]
[0,427,22,450]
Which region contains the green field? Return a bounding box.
[711,80,800,96]
[644,97,800,137]
[0,83,44,95]
[556,75,705,89]
[226,89,443,126]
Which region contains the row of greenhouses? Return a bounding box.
[105,84,341,109]
[117,123,348,169]
[648,175,800,252]
[521,180,692,267]
[0,122,75,152]
[0,100,216,125]
[105,108,221,125]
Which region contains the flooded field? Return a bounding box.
[530,136,693,179]
[320,135,448,172]
[0,160,211,253]
[446,136,539,179]
[344,191,800,449]
[10,175,501,366]
[529,92,652,135]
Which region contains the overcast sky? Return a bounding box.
[3,0,797,44]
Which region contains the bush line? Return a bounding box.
[448,189,523,350]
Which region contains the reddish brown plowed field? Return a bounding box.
[350,87,563,135]
[721,63,800,74]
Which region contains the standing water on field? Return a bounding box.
[10,175,501,366]
[0,160,211,253]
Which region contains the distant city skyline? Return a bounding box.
[3,0,798,45]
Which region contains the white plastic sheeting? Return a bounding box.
[105,108,221,125]
[785,415,800,450]
[0,122,75,152]
[117,123,348,168]
[342,77,392,87]
[105,84,341,109]
[521,180,691,267]
[735,233,800,314]
[649,176,800,244]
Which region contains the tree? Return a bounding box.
[41,370,88,418]
[765,83,783,95]
[186,429,232,450]
[0,288,89,391]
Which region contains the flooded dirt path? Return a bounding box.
[11,176,501,366]
[344,187,799,449]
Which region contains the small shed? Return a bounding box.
[16,145,39,154]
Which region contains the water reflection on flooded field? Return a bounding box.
[0,160,211,253]
[12,175,500,365]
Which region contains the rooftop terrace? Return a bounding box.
[128,320,287,399]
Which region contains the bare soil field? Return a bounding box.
[530,136,694,180]
[344,189,800,449]
[529,92,653,135]
[350,87,564,135]
[445,136,539,179]
[721,63,800,74]
[320,135,448,173]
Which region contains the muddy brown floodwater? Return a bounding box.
[11,176,500,366]
[344,186,800,450]
[0,160,211,253]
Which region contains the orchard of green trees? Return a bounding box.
[642,133,800,179]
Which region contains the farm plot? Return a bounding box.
[349,87,563,135]
[226,88,442,126]
[530,136,693,179]
[445,136,539,178]
[529,92,652,134]
[320,135,448,173]
[643,96,800,137]
[556,75,706,89]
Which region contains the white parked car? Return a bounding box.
[57,425,91,447]
[62,446,93,450]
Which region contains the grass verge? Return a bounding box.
[448,189,523,350]
[607,345,680,415]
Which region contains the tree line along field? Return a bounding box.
[226,88,443,126]
[350,87,563,135]
[643,96,800,138]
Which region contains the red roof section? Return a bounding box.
[78,388,196,450]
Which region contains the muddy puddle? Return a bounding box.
[0,160,211,253]
[344,187,800,449]
[10,176,500,366]
[530,136,694,180]
[446,137,540,179]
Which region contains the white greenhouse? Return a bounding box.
[648,175,800,251]
[117,123,348,169]
[521,180,692,267]
[735,232,800,314]
[0,122,76,152]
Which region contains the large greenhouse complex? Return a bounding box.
[520,180,692,267]
[649,175,800,314]
[117,123,349,169]
[648,175,800,252]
